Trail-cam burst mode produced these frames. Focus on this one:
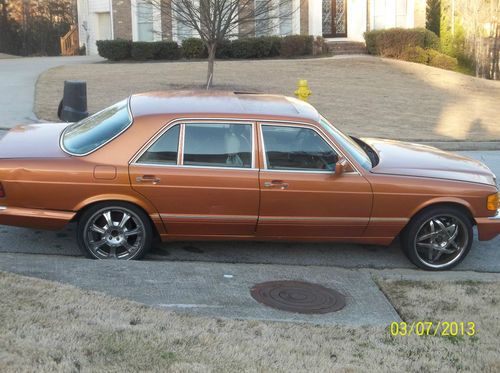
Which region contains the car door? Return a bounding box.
[257,123,373,239]
[129,121,259,236]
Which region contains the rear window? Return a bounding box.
[61,99,132,155]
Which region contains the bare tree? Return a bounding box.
[143,0,301,87]
[449,0,500,79]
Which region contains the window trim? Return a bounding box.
[135,123,181,166]
[130,119,257,170]
[60,98,133,157]
[129,117,361,175]
[258,122,360,174]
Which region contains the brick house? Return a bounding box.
[77,0,427,55]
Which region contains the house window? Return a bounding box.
[255,0,271,36]
[255,0,293,37]
[279,0,293,36]
[373,0,408,29]
[137,0,154,42]
[172,2,196,41]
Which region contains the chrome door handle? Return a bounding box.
[264,180,289,190]
[136,176,161,185]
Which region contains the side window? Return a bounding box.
[183,123,252,168]
[137,124,180,164]
[262,125,338,171]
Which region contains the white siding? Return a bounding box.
[77,0,112,55]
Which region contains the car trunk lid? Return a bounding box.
[0,123,70,159]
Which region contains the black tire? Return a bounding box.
[401,206,473,271]
[77,202,152,260]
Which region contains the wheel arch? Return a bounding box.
[403,198,476,234]
[70,194,165,238]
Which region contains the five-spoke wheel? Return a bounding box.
[77,202,152,260]
[401,206,472,270]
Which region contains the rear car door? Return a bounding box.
[129,121,259,236]
[257,123,373,239]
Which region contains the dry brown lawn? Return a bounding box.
[35,56,500,141]
[1,271,499,372]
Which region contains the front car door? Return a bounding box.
[257,122,372,239]
[129,120,259,237]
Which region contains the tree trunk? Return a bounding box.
[206,43,217,89]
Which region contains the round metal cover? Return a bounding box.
[250,280,346,314]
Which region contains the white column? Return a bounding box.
[309,0,323,36]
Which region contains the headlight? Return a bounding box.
[487,192,499,211]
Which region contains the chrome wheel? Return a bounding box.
[84,207,146,260]
[414,215,469,269]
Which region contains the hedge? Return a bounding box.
[280,35,314,57]
[364,28,440,58]
[181,38,206,59]
[96,39,131,61]
[97,35,319,61]
[400,46,458,71]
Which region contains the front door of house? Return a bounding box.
[322,0,348,37]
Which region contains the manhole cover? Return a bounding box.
[250,281,346,314]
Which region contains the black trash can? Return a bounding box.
[59,80,88,122]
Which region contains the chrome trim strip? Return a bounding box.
[161,214,257,221]
[0,206,6,211]
[130,163,258,171]
[488,209,500,220]
[259,169,358,175]
[60,97,134,157]
[259,216,368,222]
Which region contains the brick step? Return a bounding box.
[326,41,367,55]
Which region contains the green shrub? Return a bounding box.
[131,42,156,60]
[364,28,440,58]
[400,46,458,71]
[230,38,257,58]
[153,41,180,60]
[427,49,458,70]
[96,39,131,61]
[182,38,206,58]
[280,35,313,57]
[400,46,430,64]
[215,39,233,59]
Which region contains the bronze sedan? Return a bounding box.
[0,91,499,270]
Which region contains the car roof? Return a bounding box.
[129,91,320,122]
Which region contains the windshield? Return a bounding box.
[61,99,132,155]
[319,117,372,170]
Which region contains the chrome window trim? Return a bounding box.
[258,122,360,175]
[60,97,133,157]
[132,163,258,172]
[129,117,361,174]
[130,118,256,170]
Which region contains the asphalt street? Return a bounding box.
[0,55,102,128]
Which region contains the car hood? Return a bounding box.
[0,122,70,159]
[364,138,496,186]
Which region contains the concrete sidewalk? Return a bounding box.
[0,252,400,326]
[0,55,102,129]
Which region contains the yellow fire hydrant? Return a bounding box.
[294,79,311,102]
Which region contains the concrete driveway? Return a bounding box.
[0,55,102,128]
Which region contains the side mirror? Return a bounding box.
[335,158,348,176]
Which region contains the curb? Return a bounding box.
[420,141,500,151]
